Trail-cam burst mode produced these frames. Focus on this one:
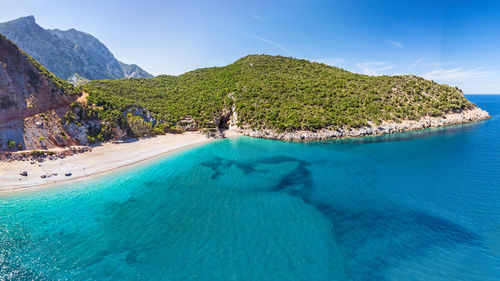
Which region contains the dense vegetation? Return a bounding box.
[82,55,475,132]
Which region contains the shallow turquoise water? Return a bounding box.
[1,95,500,280]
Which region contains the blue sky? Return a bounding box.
[1,0,500,93]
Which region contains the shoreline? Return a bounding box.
[0,108,490,193]
[237,108,491,141]
[0,132,212,193]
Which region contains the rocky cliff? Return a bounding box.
[0,16,152,81]
[0,34,80,150]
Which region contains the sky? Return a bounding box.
[1,0,500,93]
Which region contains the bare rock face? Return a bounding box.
[0,34,80,150]
[64,123,89,145]
[204,129,225,139]
[123,108,156,125]
[112,126,128,140]
[178,118,198,131]
[214,108,232,129]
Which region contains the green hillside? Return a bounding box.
[81,55,475,132]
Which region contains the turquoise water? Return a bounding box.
[1,95,500,280]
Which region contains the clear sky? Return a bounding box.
[1,0,499,93]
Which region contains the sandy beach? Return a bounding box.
[0,132,211,192]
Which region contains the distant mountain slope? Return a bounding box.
[0,16,152,81]
[0,33,80,150]
[119,62,154,79]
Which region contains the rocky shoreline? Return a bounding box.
[0,146,92,162]
[0,108,491,164]
[234,107,491,141]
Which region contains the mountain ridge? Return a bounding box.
[0,16,153,81]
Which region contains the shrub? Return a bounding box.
[63,111,77,124]
[7,140,16,148]
[30,150,45,157]
[126,113,153,137]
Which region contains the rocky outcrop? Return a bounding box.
[0,146,92,162]
[0,34,82,150]
[234,108,491,141]
[123,107,156,125]
[214,108,232,129]
[203,129,225,139]
[177,118,198,131]
[119,62,154,79]
[0,16,152,81]
[64,122,89,145]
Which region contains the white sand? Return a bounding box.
[0,132,211,192]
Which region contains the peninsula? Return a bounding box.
[81,55,490,141]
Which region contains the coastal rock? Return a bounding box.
[178,118,198,131]
[64,123,88,145]
[238,108,491,141]
[204,129,225,139]
[214,108,232,130]
[0,146,91,162]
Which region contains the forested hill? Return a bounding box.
[82,55,476,132]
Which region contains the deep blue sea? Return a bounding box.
[1,95,499,280]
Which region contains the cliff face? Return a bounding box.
[0,34,80,150]
[0,16,152,81]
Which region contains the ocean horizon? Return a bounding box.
[1,94,499,280]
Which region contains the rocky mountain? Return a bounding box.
[0,16,153,81]
[119,62,154,79]
[0,34,80,150]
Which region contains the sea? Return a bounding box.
[1,95,499,280]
